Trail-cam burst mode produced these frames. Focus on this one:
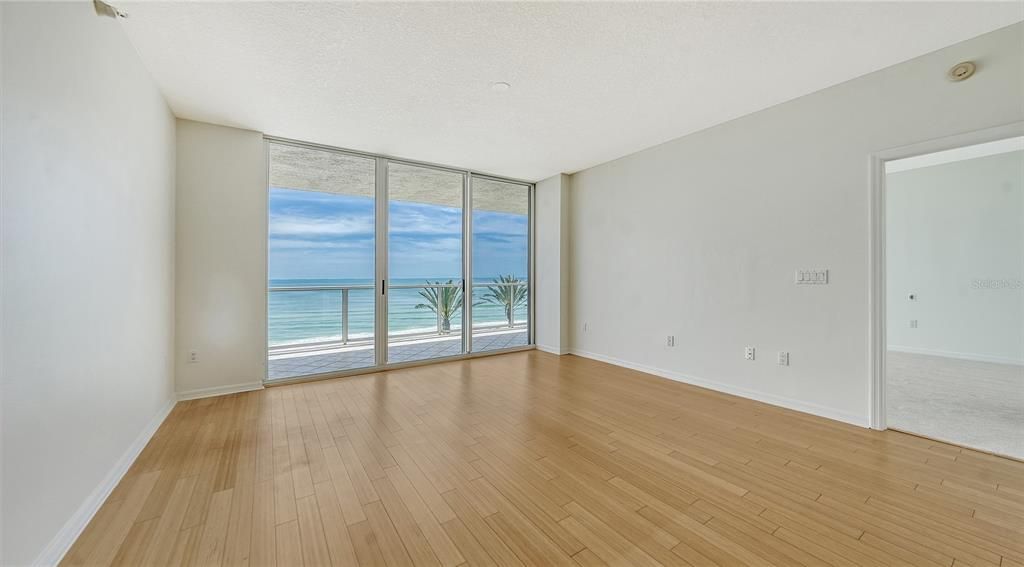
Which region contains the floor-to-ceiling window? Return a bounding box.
[471,177,530,352]
[387,162,466,364]
[267,143,377,381]
[266,139,533,382]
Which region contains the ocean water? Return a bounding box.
[269,278,528,346]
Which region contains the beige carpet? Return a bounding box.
[887,351,1024,459]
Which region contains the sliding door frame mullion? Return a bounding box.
[374,157,389,367]
[263,139,272,382]
[463,174,473,354]
[528,183,536,346]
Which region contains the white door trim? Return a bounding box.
[868,121,1024,430]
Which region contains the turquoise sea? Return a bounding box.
[269,278,528,346]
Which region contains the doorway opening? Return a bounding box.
[871,125,1023,459]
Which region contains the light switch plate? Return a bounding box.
[796,269,829,285]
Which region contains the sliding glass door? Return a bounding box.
[267,143,377,381]
[386,162,466,364]
[266,139,532,382]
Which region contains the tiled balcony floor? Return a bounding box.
[268,328,528,380]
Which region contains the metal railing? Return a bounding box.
[268,281,527,348]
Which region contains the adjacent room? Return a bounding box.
[2,2,1023,566]
[885,137,1024,458]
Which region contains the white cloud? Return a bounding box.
[389,208,461,235]
[269,214,374,237]
[270,238,371,250]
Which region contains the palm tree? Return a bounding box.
[415,280,464,334]
[481,275,527,327]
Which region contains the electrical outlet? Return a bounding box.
[667,335,675,347]
[778,351,790,366]
[744,346,755,361]
[188,350,199,363]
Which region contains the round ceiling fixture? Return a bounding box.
[947,61,976,82]
[491,81,511,92]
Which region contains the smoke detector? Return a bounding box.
[947,61,976,82]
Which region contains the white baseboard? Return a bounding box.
[569,348,869,428]
[34,398,176,567]
[888,345,1024,367]
[536,344,569,355]
[177,381,264,401]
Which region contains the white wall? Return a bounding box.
[569,23,1024,426]
[887,150,1023,365]
[1,4,6,562]
[1,4,177,565]
[175,119,267,399]
[535,174,571,354]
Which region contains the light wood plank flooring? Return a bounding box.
[64,351,1024,566]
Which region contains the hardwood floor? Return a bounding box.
[63,351,1024,566]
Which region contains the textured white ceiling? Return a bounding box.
[120,2,1023,181]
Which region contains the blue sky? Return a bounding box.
[269,188,528,280]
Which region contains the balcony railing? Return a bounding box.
[268,281,527,350]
